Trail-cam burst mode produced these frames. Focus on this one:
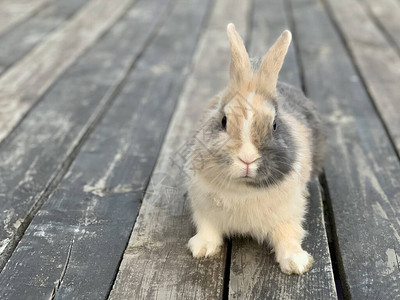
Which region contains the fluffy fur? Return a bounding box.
[186,24,325,275]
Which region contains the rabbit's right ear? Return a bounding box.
[227,23,251,85]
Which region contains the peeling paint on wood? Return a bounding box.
[109,0,250,299]
[0,0,398,297]
[0,0,211,298]
[290,0,400,297]
[0,0,168,270]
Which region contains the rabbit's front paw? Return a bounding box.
[188,234,221,258]
[279,250,314,275]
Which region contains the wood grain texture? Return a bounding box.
[0,0,134,143]
[229,0,337,298]
[0,0,169,271]
[290,0,400,298]
[0,0,88,75]
[0,0,48,36]
[109,0,250,299]
[324,0,400,155]
[360,0,400,52]
[0,0,211,298]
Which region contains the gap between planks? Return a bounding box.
[0,0,89,76]
[290,0,400,298]
[108,0,249,298]
[359,0,400,54]
[0,0,167,271]
[0,0,211,298]
[0,0,136,144]
[228,0,337,298]
[323,0,400,156]
[110,0,337,298]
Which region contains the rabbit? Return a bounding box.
[186,23,325,275]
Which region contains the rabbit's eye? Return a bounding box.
[221,115,227,130]
[272,119,277,131]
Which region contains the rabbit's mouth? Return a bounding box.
[237,175,257,182]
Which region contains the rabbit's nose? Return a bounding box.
[238,157,258,165]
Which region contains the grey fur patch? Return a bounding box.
[248,112,297,188]
[277,82,326,174]
[247,81,325,188]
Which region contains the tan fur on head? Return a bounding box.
[221,26,292,155]
[220,91,275,153]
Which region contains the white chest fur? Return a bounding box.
[189,172,306,242]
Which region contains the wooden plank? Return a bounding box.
[289,0,400,298]
[0,0,88,75]
[0,0,170,271]
[229,0,337,298]
[324,0,400,154]
[0,0,210,298]
[108,0,250,299]
[0,0,49,36]
[0,0,135,143]
[360,0,400,52]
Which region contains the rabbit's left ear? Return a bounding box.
[227,23,251,85]
[256,30,292,98]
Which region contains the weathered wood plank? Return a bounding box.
[290,0,400,298]
[229,0,337,298]
[0,0,49,36]
[0,0,210,298]
[0,0,134,143]
[0,0,88,75]
[109,0,250,299]
[0,0,169,270]
[360,0,400,52]
[324,0,400,154]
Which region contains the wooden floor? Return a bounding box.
[0,0,399,299]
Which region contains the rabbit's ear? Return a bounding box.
[256,30,292,98]
[227,23,251,85]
